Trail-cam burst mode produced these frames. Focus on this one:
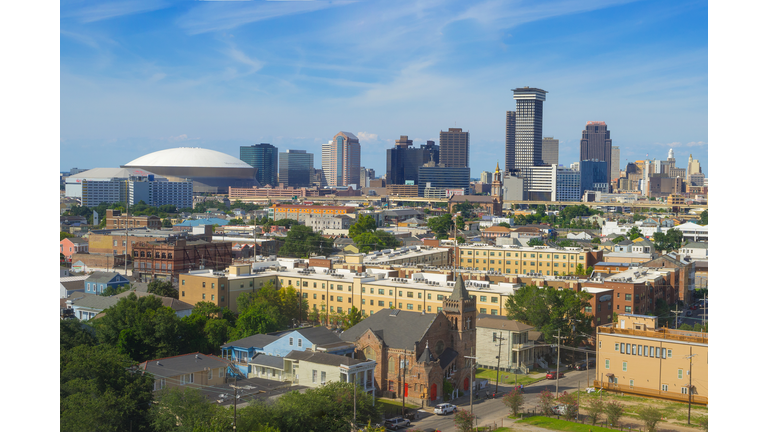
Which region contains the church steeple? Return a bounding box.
[448,272,470,301]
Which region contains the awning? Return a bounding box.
[605,373,614,377]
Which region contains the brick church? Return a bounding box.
[341,275,477,405]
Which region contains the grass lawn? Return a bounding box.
[375,397,419,413]
[515,416,621,432]
[476,368,545,386]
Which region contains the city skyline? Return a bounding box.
[60,0,708,177]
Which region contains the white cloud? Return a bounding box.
[686,141,707,147]
[357,132,379,142]
[167,134,192,142]
[64,0,171,23]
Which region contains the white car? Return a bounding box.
[552,404,567,416]
[433,403,457,415]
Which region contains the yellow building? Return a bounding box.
[457,245,601,276]
[270,204,357,221]
[595,314,707,405]
[180,264,278,313]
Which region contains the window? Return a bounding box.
[398,303,402,309]
[624,306,632,313]
[480,308,486,314]
[644,346,648,356]
[622,362,627,371]
[289,337,294,346]
[208,369,213,380]
[321,371,326,384]
[211,295,215,302]
[632,345,636,355]
[182,280,185,286]
[407,291,413,298]
[678,369,683,379]
[427,293,432,300]
[605,359,610,369]
[615,343,619,351]
[625,294,632,301]
[154,378,166,391]
[337,296,342,302]
[219,367,225,378]
[427,306,432,312]
[298,339,302,347]
[348,297,352,303]
[650,347,655,358]
[378,301,384,306]
[681,387,688,395]
[202,282,206,288]
[661,349,667,359]
[418,292,422,299]
[202,294,206,300]
[407,304,413,310]
[389,290,393,296]
[312,370,317,383]
[437,295,444,300]
[379,289,385,295]
[655,347,660,358]
[181,291,185,297]
[491,309,498,315]
[662,384,668,391]
[667,350,672,358]
[585,306,593,313]
[620,343,625,354]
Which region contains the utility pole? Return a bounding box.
[466,353,477,419]
[230,383,244,430]
[495,334,507,394]
[400,354,406,417]
[684,348,698,425]
[554,329,564,396]
[671,305,683,329]
[124,202,129,276]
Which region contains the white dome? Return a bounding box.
[124,147,252,169]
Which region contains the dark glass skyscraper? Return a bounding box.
[579,121,612,183]
[240,143,278,186]
[506,87,547,174]
[386,136,439,185]
[278,149,314,187]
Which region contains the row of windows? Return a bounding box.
[615,343,672,359]
[461,250,582,260]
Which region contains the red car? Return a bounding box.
[546,371,565,379]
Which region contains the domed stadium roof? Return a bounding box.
[124,147,252,169]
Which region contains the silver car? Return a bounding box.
[433,403,457,415]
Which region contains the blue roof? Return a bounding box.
[175,218,229,227]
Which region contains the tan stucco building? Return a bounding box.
[595,314,707,405]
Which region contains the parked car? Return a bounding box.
[433,403,457,415]
[685,310,693,317]
[574,360,595,370]
[384,417,411,430]
[546,370,565,379]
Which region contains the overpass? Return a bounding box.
[237,195,707,210]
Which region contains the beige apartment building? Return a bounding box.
[595,314,707,405]
[457,245,602,276]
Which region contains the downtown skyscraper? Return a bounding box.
[439,128,469,168]
[505,87,548,174]
[322,131,361,187]
[579,121,613,183]
[240,143,278,186]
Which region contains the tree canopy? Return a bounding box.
[698,209,707,225]
[652,228,684,251]
[505,284,594,346]
[147,279,178,298]
[278,225,334,258]
[427,214,454,239]
[349,214,377,238]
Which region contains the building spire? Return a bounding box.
[448,273,470,301]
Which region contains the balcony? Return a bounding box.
[510,342,535,350]
[597,325,707,344]
[594,380,707,405]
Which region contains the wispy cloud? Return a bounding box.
[177,0,356,34]
[657,141,707,148]
[63,0,171,23]
[356,132,379,142]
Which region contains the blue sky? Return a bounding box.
[60,0,708,177]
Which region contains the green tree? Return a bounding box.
[584,396,604,425]
[100,283,132,297]
[147,279,178,298]
[454,200,475,219]
[60,344,153,432]
[279,225,334,258]
[575,263,585,276]
[698,210,708,225]
[453,408,476,432]
[538,388,556,416]
[232,301,282,339]
[591,236,601,244]
[505,285,593,346]
[228,218,246,225]
[60,231,75,241]
[93,293,182,362]
[612,235,626,244]
[455,215,465,231]
[502,388,524,417]
[353,232,385,254]
[557,391,578,419]
[628,226,642,240]
[427,214,454,239]
[604,400,624,427]
[636,405,663,432]
[498,222,511,228]
[349,214,378,238]
[342,306,364,330]
[373,230,401,248]
[60,320,97,351]
[150,387,232,432]
[527,238,545,246]
[162,218,172,228]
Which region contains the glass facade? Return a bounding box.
[240,143,278,186]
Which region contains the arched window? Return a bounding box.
[388,357,395,372]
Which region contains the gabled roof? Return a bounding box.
[85,272,127,284]
[222,333,280,349]
[448,275,469,301]
[113,291,194,312]
[437,348,458,370]
[268,326,345,348]
[418,343,434,363]
[340,309,438,350]
[476,314,534,332]
[140,353,229,377]
[284,350,368,367]
[249,353,286,369]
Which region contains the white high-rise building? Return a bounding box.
[322,132,361,187]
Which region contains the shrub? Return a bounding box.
[584,396,604,425]
[637,406,663,432]
[502,388,524,417]
[538,389,555,416]
[604,400,624,427]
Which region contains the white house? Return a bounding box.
[674,222,708,242]
[678,242,708,261]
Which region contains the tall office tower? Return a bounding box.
[504,111,516,174]
[508,87,548,173]
[359,167,375,188]
[579,122,612,183]
[439,128,469,168]
[611,146,620,182]
[687,154,702,183]
[278,150,314,187]
[321,132,361,187]
[240,143,278,186]
[580,160,609,197]
[542,137,559,166]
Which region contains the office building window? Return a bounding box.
[622,362,627,372]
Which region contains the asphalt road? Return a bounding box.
[400,369,593,432]
[676,303,708,328]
